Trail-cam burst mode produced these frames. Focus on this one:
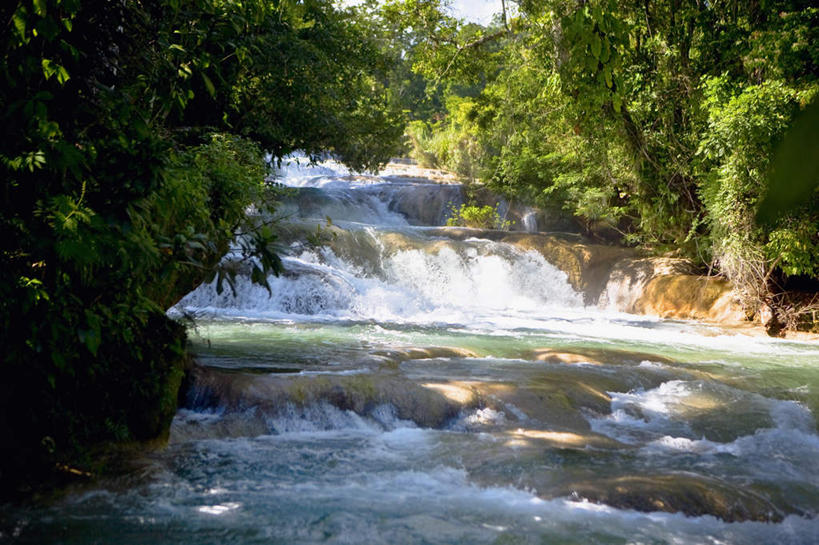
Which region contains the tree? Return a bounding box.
[388,0,819,330]
[0,0,404,493]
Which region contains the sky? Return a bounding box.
[446,0,505,25]
[339,0,508,26]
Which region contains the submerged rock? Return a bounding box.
[560,473,790,522]
[181,365,468,433]
[178,358,636,443]
[531,347,674,367]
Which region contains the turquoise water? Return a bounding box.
[4,159,819,544]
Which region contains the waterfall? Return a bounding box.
[18,156,819,545]
[176,156,581,324]
[176,232,582,324]
[522,210,538,233]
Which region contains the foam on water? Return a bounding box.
[171,402,419,444]
[176,265,819,359]
[592,380,815,440]
[14,425,819,545]
[274,153,357,186]
[173,154,819,361]
[175,239,583,326]
[261,402,418,435]
[589,379,819,491]
[15,156,819,545]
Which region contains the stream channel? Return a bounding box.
[6,158,819,544]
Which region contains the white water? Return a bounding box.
[177,237,582,325]
[8,156,819,545]
[522,210,538,233]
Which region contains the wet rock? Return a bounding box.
[183,366,467,431]
[531,348,674,367]
[372,347,479,367]
[384,184,463,226]
[428,373,619,430]
[633,274,745,324]
[506,234,633,304]
[561,474,788,522]
[598,258,681,310]
[170,410,271,442]
[501,428,623,450]
[455,380,594,431]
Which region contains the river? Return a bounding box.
[5,158,819,544]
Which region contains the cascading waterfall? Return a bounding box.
[176,230,582,324]
[9,155,819,545]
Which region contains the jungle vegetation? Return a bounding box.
[1,0,817,490]
[0,0,402,492]
[380,0,819,332]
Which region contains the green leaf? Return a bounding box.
[591,34,602,59]
[56,65,70,85]
[757,99,819,223]
[201,72,216,97]
[132,116,149,138]
[600,37,611,63]
[12,9,27,40]
[33,0,46,16]
[42,58,55,79]
[295,18,316,30]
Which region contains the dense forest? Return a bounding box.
[1,0,817,491]
[382,0,819,333]
[0,0,403,492]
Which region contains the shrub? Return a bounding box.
[697,79,819,315]
[446,203,511,230]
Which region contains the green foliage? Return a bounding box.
[446,203,511,230]
[0,0,405,491]
[142,133,285,305]
[389,0,819,324]
[147,0,406,170]
[405,97,482,180]
[697,79,818,309]
[757,97,819,224]
[381,0,509,86]
[766,221,819,278]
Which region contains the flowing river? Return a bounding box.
[5,159,819,544]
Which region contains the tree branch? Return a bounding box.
[436,28,510,82]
